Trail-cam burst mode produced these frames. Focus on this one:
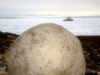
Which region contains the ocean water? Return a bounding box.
[0,16,100,36]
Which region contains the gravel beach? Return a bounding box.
[0,31,100,75]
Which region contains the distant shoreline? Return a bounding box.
[0,31,100,37]
[1,31,100,37]
[0,16,100,19]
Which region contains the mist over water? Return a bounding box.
[0,16,100,36]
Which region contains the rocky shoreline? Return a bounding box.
[0,31,100,75]
[78,36,100,75]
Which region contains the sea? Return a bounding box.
[0,16,100,36]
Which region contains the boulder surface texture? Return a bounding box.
[7,23,86,75]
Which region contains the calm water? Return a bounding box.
[0,17,100,36]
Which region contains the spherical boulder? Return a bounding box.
[7,23,86,75]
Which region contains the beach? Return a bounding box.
[0,31,100,75]
[0,0,100,74]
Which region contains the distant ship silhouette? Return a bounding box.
[64,17,73,21]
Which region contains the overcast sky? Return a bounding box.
[0,0,100,16]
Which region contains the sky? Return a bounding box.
[0,0,100,16]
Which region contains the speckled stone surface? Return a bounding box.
[7,23,85,75]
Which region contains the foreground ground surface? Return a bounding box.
[0,31,100,75]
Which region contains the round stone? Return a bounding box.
[7,23,86,75]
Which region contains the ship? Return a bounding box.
[64,17,73,21]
